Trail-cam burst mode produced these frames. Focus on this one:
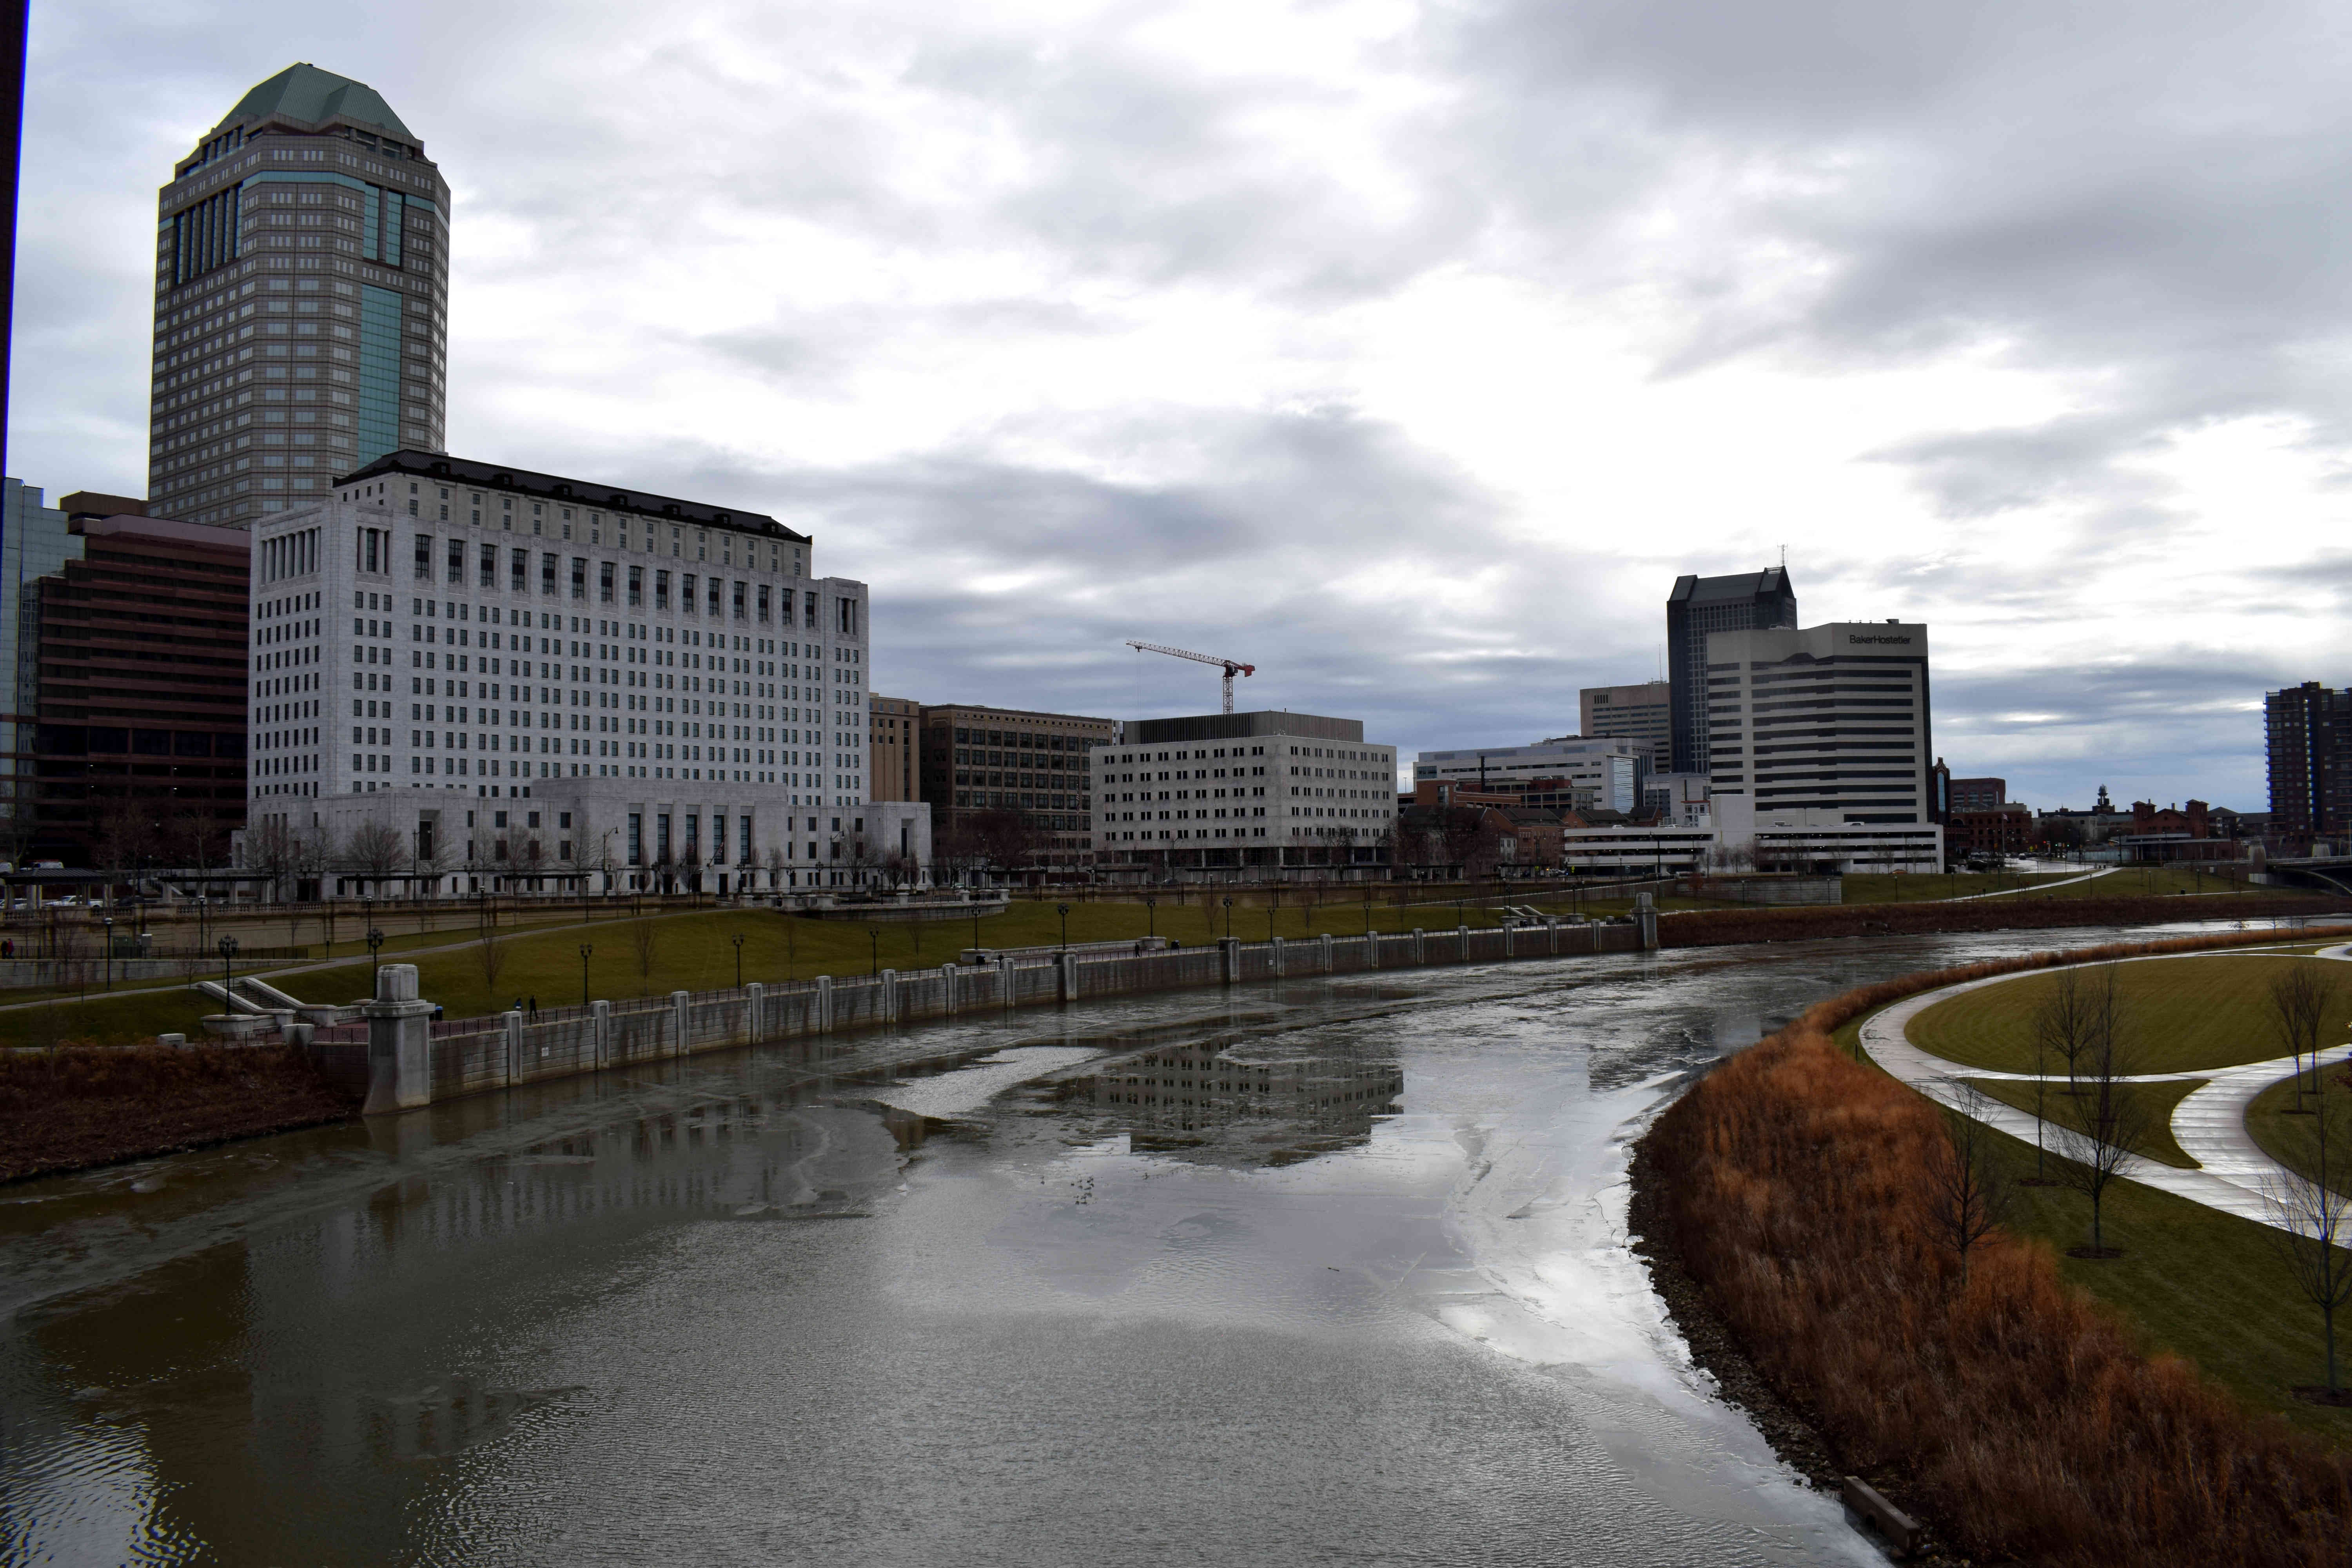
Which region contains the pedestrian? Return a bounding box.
[2,938,12,959]
[512,996,523,1016]
[528,994,539,1021]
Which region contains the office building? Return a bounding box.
[1092,710,1395,875]
[149,64,450,528]
[918,703,1114,871]
[1414,737,1646,814]
[1579,681,1671,769]
[1948,774,2005,814]
[1,480,81,835]
[1666,567,1796,774]
[869,695,920,802]
[18,504,251,864]
[1704,620,1935,835]
[2266,682,2352,845]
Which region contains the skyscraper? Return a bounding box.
[1702,621,1933,826]
[149,63,448,528]
[2266,682,2352,845]
[1664,567,1796,774]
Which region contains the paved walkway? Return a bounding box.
[1941,866,2116,901]
[1857,957,2334,1232]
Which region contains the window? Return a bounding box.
[413,533,432,579]
[682,573,697,615]
[655,570,670,610]
[541,552,557,595]
[732,580,747,622]
[510,548,527,592]
[628,812,642,864]
[447,537,464,585]
[570,556,586,600]
[601,561,616,604]
[629,565,644,607]
[757,584,770,623]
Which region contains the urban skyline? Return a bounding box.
[18,10,2352,811]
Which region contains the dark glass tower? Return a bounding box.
[2266,681,2352,845]
[147,64,449,528]
[1664,567,1796,775]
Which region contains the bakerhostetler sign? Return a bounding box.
[1846,630,1917,646]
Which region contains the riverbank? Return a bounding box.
[0,1044,358,1184]
[1661,890,2352,947]
[1629,930,2352,1567]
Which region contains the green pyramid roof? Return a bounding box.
[223,63,413,141]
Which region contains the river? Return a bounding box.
[0,920,2273,1566]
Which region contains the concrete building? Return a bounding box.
[917,703,1114,873]
[1704,620,1934,827]
[1414,737,1646,814]
[1092,710,1396,877]
[2266,682,2352,847]
[1579,680,1671,770]
[149,64,450,529]
[1666,567,1796,775]
[869,695,920,803]
[21,508,251,865]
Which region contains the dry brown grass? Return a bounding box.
[1660,894,2352,949]
[0,1044,357,1183]
[1643,930,2352,1567]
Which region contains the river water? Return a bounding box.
[0,920,2272,1566]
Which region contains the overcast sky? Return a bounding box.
[18,0,2352,808]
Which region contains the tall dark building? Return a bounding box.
[25,506,250,866]
[2265,682,2352,844]
[1665,567,1796,774]
[149,63,449,528]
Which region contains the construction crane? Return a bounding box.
[1126,640,1256,713]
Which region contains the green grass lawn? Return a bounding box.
[1974,1122,2352,1442]
[1906,954,2352,1075]
[0,894,1577,1045]
[1962,1074,2205,1168]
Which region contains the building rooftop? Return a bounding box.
[222,63,413,140]
[1127,711,1367,744]
[1668,567,1795,605]
[333,450,811,542]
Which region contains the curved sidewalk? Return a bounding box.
[1858,971,2304,1231]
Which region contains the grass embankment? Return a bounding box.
[1908,953,2352,1075]
[1639,942,2352,1565]
[2247,1070,2352,1197]
[0,895,1543,1046]
[1959,1075,2206,1169]
[0,1044,357,1183]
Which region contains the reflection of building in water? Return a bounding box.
[1078,1042,1404,1167]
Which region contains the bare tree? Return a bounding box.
[475,890,507,990]
[630,916,659,980]
[969,808,1043,886]
[2262,1080,2352,1400]
[2268,964,2336,1108]
[341,820,408,897]
[243,818,303,905]
[2049,974,2147,1257]
[2033,966,2105,1094]
[1924,1081,2012,1287]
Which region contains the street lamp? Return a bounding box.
[102,916,114,990]
[1057,902,1070,951]
[869,926,881,976]
[1145,896,1157,938]
[579,943,593,1008]
[366,926,385,993]
[217,934,239,1016]
[196,894,207,953]
[1221,895,1232,940]
[731,932,744,988]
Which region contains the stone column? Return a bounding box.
[1456,924,1469,962]
[501,1008,522,1087]
[940,962,959,1016]
[996,953,1015,1008]
[362,964,435,1116]
[1270,936,1285,977]
[592,1000,612,1068]
[671,989,691,1056]
[1321,932,1334,973]
[1219,936,1240,985]
[1412,927,1425,965]
[1637,891,1659,951]
[881,968,898,1023]
[1056,950,1076,1004]
[1364,931,1377,970]
[815,974,834,1032]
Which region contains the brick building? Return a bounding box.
[869,694,920,803]
[919,702,1114,873]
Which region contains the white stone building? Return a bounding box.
[243,450,918,894]
[1091,710,1396,875]
[1413,736,1647,813]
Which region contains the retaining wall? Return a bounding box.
[349,916,1653,1113]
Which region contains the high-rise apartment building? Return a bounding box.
[1666,568,1796,774]
[2265,682,2352,844]
[869,695,921,802]
[1579,681,1670,769]
[1704,621,1933,825]
[149,64,449,528]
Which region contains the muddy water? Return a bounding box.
[0,921,2271,1565]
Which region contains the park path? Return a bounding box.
[1940,865,2116,901]
[1856,950,2351,1233]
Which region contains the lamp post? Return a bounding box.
[217,934,238,1017]
[1364,892,1373,937]
[1221,895,1232,940]
[731,932,744,988]
[579,943,593,1008]
[1057,902,1070,952]
[869,926,880,976]
[366,926,385,994]
[102,916,114,990]
[1145,896,1157,938]
[196,895,207,953]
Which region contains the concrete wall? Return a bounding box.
[347,916,1654,1112]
